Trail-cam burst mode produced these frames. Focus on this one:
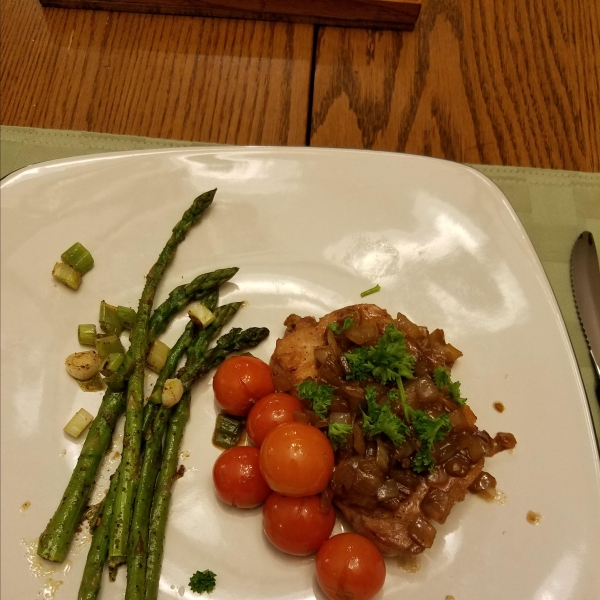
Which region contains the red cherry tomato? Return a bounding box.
[263,493,336,556]
[247,393,302,447]
[316,533,386,600]
[259,422,334,496]
[213,356,275,417]
[212,446,271,508]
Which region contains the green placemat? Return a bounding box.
[2,125,599,439]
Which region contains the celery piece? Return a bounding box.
[78,324,97,346]
[146,340,170,373]
[117,306,136,330]
[52,262,82,290]
[99,301,122,336]
[95,334,125,358]
[61,242,94,275]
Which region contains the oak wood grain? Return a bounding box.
[310,0,600,171]
[0,0,313,145]
[40,0,422,31]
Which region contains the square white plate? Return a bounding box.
[2,148,599,600]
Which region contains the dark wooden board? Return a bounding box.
[38,0,422,30]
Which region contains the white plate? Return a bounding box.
[2,148,599,600]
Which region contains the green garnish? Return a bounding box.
[297,381,334,418]
[99,301,122,337]
[116,305,137,330]
[362,386,409,445]
[433,365,467,406]
[189,569,217,594]
[328,423,353,450]
[345,323,415,384]
[61,242,94,275]
[327,318,354,335]
[410,410,452,473]
[52,262,82,290]
[360,284,381,298]
[212,414,244,449]
[78,324,97,346]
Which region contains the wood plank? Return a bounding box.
[0,0,314,145]
[310,0,600,171]
[39,0,422,31]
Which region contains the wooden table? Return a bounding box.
[2,0,599,171]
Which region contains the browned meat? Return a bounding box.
[336,459,483,556]
[270,304,393,384]
[270,304,515,558]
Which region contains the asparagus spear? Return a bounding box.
[109,190,216,568]
[146,290,219,407]
[77,470,120,600]
[126,304,243,599]
[37,391,125,562]
[106,271,234,392]
[147,268,238,343]
[144,326,269,599]
[141,322,196,439]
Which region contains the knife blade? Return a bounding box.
[571,231,600,380]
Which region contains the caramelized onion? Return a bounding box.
[330,412,352,425]
[314,345,333,365]
[376,438,390,473]
[432,439,458,464]
[332,461,356,491]
[444,454,471,477]
[345,322,379,346]
[273,374,294,392]
[353,422,366,456]
[421,488,452,524]
[408,516,436,548]
[469,471,497,494]
[376,479,399,502]
[293,410,310,424]
[466,435,488,463]
[415,376,439,401]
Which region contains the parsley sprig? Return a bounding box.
[297,381,334,418]
[343,322,454,473]
[327,317,354,335]
[433,365,467,406]
[189,570,217,594]
[362,386,409,445]
[345,323,415,384]
[328,422,353,450]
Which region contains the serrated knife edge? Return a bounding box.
[570,231,600,379]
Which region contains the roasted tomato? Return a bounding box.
[212,446,271,508]
[259,422,334,496]
[263,493,336,556]
[213,356,275,416]
[246,393,302,447]
[315,533,386,600]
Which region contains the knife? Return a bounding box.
[571,232,600,383]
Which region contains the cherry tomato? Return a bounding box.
[316,533,386,600]
[259,422,334,496]
[247,393,302,447]
[263,493,336,556]
[213,356,275,417]
[212,446,271,508]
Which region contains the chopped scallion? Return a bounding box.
[78,324,97,346]
[103,371,124,391]
[61,242,94,275]
[187,302,216,329]
[52,262,82,290]
[360,284,381,298]
[146,340,171,373]
[116,306,136,330]
[212,414,244,449]
[99,301,122,336]
[101,352,125,375]
[95,334,125,358]
[64,408,94,437]
[77,374,105,392]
